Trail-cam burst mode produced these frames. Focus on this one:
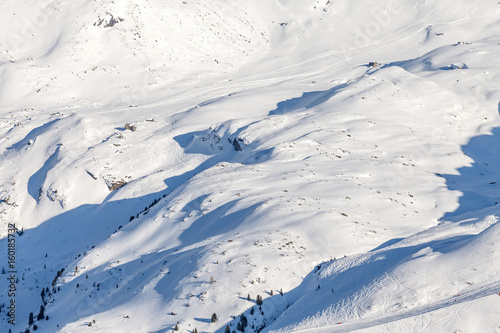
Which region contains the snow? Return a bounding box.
[1,0,500,332]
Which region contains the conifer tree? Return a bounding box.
[37,304,45,321]
[240,314,248,328]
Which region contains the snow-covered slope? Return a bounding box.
[1,1,500,332]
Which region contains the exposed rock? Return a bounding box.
[107,179,127,191]
[448,63,467,70]
[231,138,244,151]
[94,13,124,28]
[125,123,137,132]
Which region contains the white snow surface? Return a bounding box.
[1,0,500,332]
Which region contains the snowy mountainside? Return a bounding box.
[0,0,273,107]
[1,0,500,333]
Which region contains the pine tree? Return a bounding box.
[280,288,283,296]
[240,314,248,328]
[174,324,179,331]
[1,267,6,274]
[37,304,45,321]
[211,312,218,323]
[225,325,231,333]
[33,324,38,331]
[270,290,273,296]
[250,307,254,315]
[29,312,34,325]
[193,328,198,333]
[256,294,263,305]
[247,294,251,301]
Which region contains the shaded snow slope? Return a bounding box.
[1,1,500,333]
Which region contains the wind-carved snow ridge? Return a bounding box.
[1,0,500,332]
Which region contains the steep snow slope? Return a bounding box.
[266,215,500,333]
[1,0,500,333]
